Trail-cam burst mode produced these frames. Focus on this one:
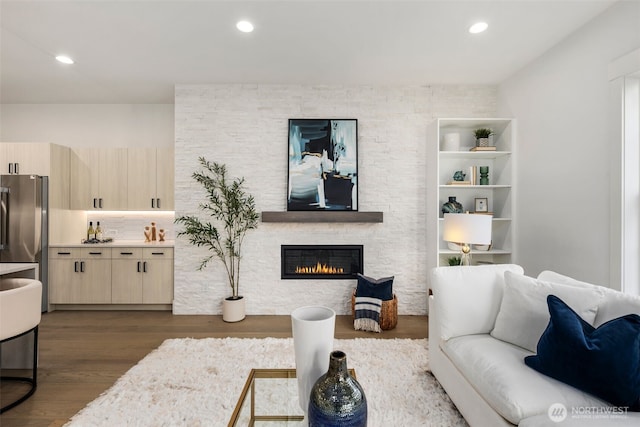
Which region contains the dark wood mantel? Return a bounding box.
[261,211,383,223]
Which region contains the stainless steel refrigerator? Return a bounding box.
[0,175,48,312]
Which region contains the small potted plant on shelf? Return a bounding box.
[447,256,462,266]
[474,128,494,147]
[175,157,259,322]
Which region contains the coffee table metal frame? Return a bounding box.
[228,368,355,426]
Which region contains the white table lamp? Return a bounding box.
[443,213,493,265]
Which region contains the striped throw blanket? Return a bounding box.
[354,296,382,333]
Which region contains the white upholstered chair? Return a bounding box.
[0,278,42,413]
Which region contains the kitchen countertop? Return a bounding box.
[50,240,175,248]
[0,262,39,276]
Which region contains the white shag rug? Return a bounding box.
[66,338,467,427]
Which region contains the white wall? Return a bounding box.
[174,84,498,315]
[498,1,640,286]
[0,104,174,147]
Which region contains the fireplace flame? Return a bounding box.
[295,261,345,275]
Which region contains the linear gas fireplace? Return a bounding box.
[281,245,363,280]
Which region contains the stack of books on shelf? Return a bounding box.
[470,146,497,152]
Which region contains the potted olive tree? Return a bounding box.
[175,157,259,322]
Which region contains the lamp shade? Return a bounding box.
[442,213,492,245]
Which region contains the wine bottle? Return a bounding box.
[96,221,103,241]
[87,221,95,240]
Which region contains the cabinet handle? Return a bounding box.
[151,252,164,255]
[137,261,141,272]
[143,261,147,273]
[156,198,161,209]
[14,163,18,174]
[74,261,79,272]
[99,198,103,209]
[151,198,155,209]
[80,261,85,273]
[120,251,133,255]
[93,198,97,208]
[58,251,71,255]
[89,251,102,255]
[8,163,12,174]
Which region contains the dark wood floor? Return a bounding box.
[1,311,428,427]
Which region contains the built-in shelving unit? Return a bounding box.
[261,211,383,223]
[433,118,516,266]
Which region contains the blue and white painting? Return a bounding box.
[287,119,358,211]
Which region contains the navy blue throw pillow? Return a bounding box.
[355,274,394,301]
[525,295,640,410]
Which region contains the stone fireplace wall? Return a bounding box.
[174,84,498,315]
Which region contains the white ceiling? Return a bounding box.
[0,0,617,104]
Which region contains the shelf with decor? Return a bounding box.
[430,118,516,267]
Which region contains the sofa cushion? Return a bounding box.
[525,295,640,410]
[430,264,524,340]
[490,272,603,352]
[442,334,611,425]
[537,270,640,327]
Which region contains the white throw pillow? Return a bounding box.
[490,272,604,352]
[430,264,524,340]
[538,270,640,327]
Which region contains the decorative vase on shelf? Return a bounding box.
[308,350,367,427]
[479,166,489,185]
[442,196,463,214]
[442,132,460,151]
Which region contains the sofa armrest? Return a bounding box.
[429,264,524,341]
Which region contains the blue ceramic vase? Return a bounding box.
[308,350,367,427]
[442,196,463,214]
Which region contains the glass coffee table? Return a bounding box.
[228,368,355,426]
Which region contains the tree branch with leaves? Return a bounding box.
[175,157,259,298]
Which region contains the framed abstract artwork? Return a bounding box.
[287,119,358,211]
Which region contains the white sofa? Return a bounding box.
[428,264,640,427]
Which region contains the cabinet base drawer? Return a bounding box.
[49,304,172,312]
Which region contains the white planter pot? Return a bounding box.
[291,306,336,415]
[222,296,245,322]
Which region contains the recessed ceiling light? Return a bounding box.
[236,20,254,33]
[469,22,488,34]
[55,55,74,64]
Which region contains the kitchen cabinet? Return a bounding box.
[140,248,174,303]
[49,247,112,303]
[127,147,174,210]
[0,142,49,175]
[111,249,144,303]
[111,247,173,304]
[70,147,128,210]
[50,245,173,308]
[0,142,70,209]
